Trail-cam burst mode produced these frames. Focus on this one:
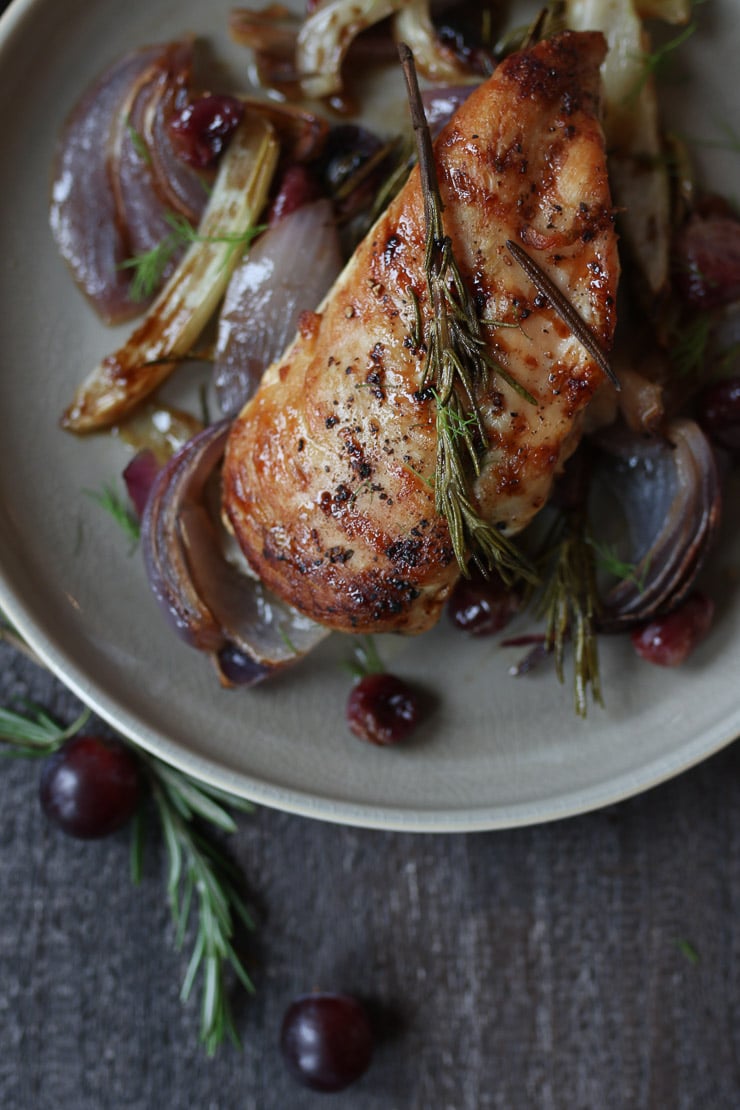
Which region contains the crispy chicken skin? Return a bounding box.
[223,31,619,635]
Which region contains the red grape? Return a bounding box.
[168,95,244,168]
[695,376,740,453]
[280,993,373,1092]
[39,735,141,839]
[447,566,520,636]
[346,673,420,745]
[630,592,714,667]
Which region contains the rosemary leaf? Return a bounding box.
[536,510,603,718]
[144,760,256,1055]
[0,704,90,755]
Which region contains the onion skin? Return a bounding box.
[592,420,722,630]
[140,421,328,677]
[141,422,230,652]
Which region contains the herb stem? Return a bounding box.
[505,240,620,390]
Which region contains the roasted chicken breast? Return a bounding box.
[223,31,619,635]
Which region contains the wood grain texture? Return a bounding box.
[0,640,738,1109]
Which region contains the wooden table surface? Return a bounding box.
[0,638,738,1110]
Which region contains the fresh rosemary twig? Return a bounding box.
[398,43,536,585]
[0,696,256,1055]
[144,761,256,1055]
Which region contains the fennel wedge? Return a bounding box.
[62,112,279,433]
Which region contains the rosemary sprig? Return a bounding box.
[536,509,603,718]
[0,703,91,756]
[145,762,256,1055]
[0,697,256,1055]
[398,43,536,585]
[119,212,265,303]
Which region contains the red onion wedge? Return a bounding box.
[51,40,211,324]
[141,421,328,684]
[214,197,342,417]
[50,44,165,324]
[62,112,279,433]
[590,419,722,629]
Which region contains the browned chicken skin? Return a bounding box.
[223,31,619,635]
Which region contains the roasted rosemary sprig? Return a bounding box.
[0,694,255,1055]
[535,508,603,717]
[398,44,536,585]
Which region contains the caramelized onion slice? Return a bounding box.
[590,419,722,629]
[62,111,279,433]
[295,0,467,100]
[50,44,165,324]
[141,421,328,679]
[214,198,342,416]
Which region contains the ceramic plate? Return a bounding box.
[0,0,738,831]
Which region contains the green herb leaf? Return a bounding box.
[84,484,141,550]
[0,704,90,756]
[126,119,152,164]
[533,509,603,718]
[142,755,256,1055]
[628,21,697,103]
[346,634,385,679]
[119,211,266,303]
[675,937,699,965]
[670,313,711,379]
[588,539,651,593]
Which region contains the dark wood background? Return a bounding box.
[0,637,738,1110]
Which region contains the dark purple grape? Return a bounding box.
[346,673,420,746]
[447,566,520,636]
[168,95,244,168]
[695,376,740,453]
[280,993,373,1092]
[630,592,714,667]
[39,736,141,839]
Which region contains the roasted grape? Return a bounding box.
[346,673,420,745]
[630,592,715,667]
